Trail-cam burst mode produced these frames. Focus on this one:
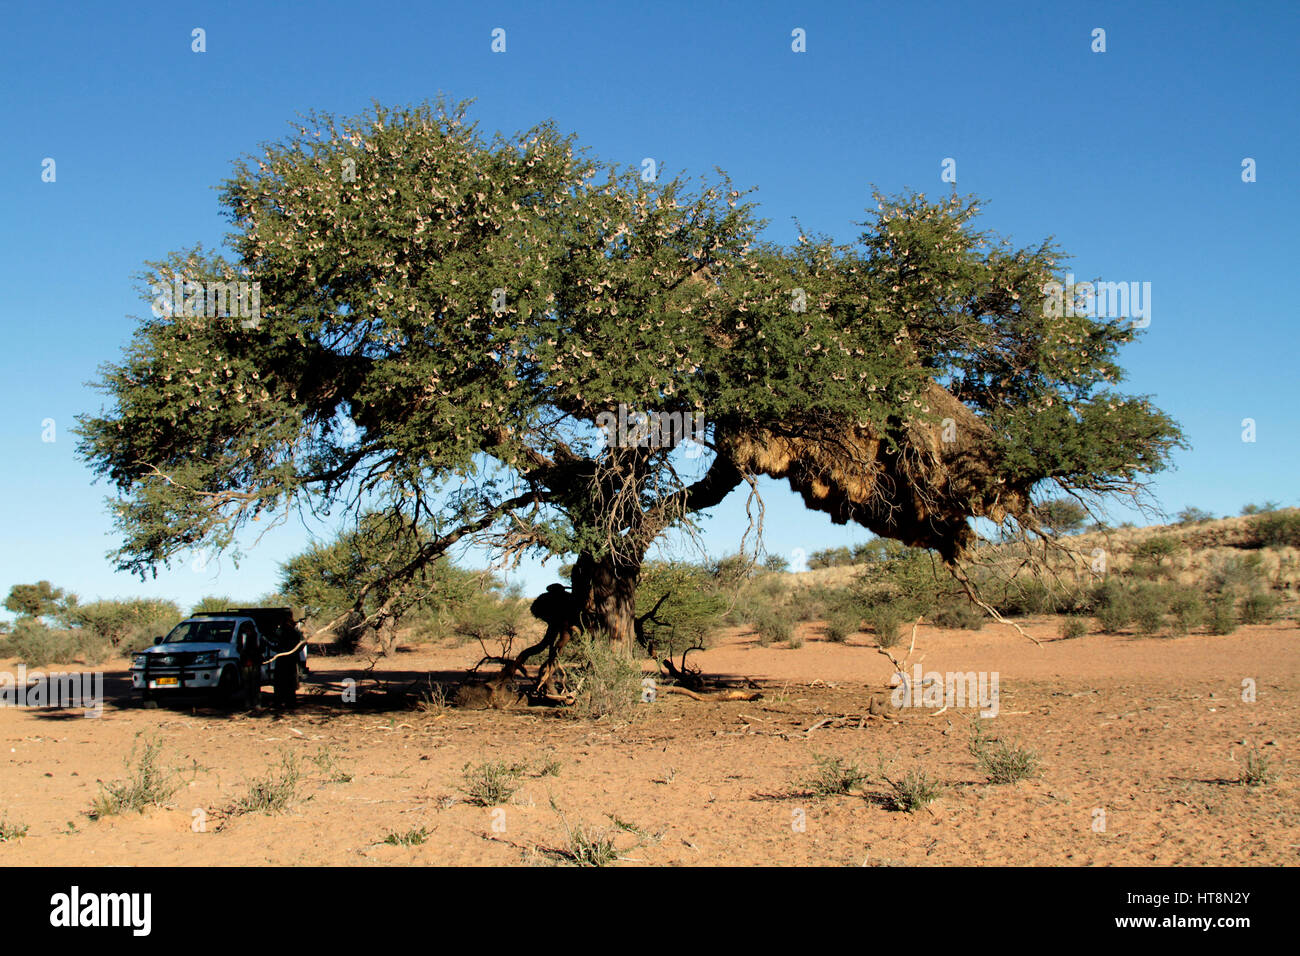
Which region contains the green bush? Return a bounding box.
[1059,616,1088,639]
[636,562,728,658]
[1239,591,1281,625]
[930,600,986,630]
[808,547,854,570]
[90,736,180,819]
[1166,588,1205,635]
[824,612,858,643]
[753,610,794,647]
[63,598,181,651]
[3,619,108,667]
[560,636,641,721]
[1207,595,1238,635]
[1253,511,1300,548]
[1132,535,1181,566]
[865,603,907,648]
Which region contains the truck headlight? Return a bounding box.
[191,652,219,666]
[132,654,148,668]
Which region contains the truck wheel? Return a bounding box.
[140,687,158,709]
[273,654,298,707]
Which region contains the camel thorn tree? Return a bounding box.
[77,99,1182,693]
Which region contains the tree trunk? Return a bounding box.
[570,550,641,654]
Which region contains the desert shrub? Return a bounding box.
[865,602,907,648]
[1130,584,1168,636]
[799,754,869,797]
[808,546,854,569]
[3,581,69,621]
[2,619,111,667]
[63,598,181,652]
[753,610,794,647]
[930,599,986,630]
[709,552,756,585]
[991,578,1080,616]
[1132,535,1181,566]
[383,826,430,847]
[824,611,859,643]
[637,562,728,658]
[1207,553,1267,594]
[1241,501,1280,516]
[460,760,526,806]
[1207,595,1239,635]
[763,553,790,573]
[1239,591,1281,625]
[1241,746,1277,788]
[1033,498,1088,534]
[453,594,527,646]
[1059,616,1088,639]
[971,724,1041,784]
[1175,506,1215,525]
[786,588,826,623]
[233,751,304,815]
[560,636,641,721]
[1093,580,1133,634]
[1166,588,1206,635]
[884,768,944,812]
[1253,511,1300,548]
[0,817,28,842]
[90,735,180,819]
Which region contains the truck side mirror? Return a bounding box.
[153,635,164,645]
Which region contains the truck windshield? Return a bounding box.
[163,620,237,644]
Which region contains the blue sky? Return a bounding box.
[2,0,1297,614]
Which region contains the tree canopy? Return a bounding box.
[76,99,1182,644]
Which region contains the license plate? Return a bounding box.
[153,677,178,687]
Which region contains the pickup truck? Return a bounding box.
[130,607,304,707]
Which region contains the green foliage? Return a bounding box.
[62,597,181,651]
[281,511,484,648]
[90,735,180,819]
[1132,535,1181,565]
[1175,506,1215,525]
[232,750,303,815]
[1059,616,1089,639]
[970,723,1041,784]
[1252,511,1300,548]
[460,760,526,806]
[752,609,794,647]
[883,767,944,812]
[383,827,430,847]
[559,637,641,721]
[0,817,28,842]
[762,553,790,573]
[1207,595,1239,635]
[799,754,869,797]
[824,611,859,643]
[73,98,1181,645]
[1033,498,1088,534]
[3,619,110,667]
[3,581,67,620]
[1241,501,1280,516]
[1239,591,1281,625]
[808,546,854,569]
[865,603,907,648]
[930,599,986,630]
[1241,746,1277,788]
[636,561,728,658]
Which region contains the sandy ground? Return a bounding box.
[1,617,1296,866]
